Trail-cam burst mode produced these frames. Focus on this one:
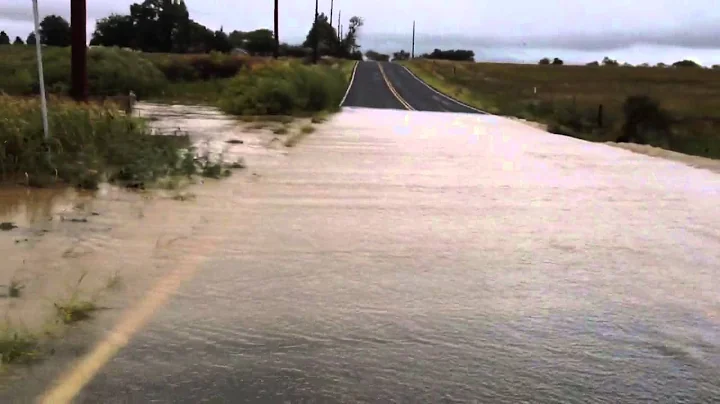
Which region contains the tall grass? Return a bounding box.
[403,59,720,159]
[0,95,197,189]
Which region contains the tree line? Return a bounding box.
[541,56,717,69]
[0,0,364,59]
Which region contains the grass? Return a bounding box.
[300,124,316,134]
[54,272,98,324]
[0,330,38,365]
[285,125,317,148]
[54,299,98,324]
[402,59,720,159]
[0,95,235,189]
[273,126,289,135]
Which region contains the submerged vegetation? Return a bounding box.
[0,96,227,189]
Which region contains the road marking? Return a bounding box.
[339,61,359,107]
[38,236,218,404]
[377,63,415,111]
[397,64,487,114]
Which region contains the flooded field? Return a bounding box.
[3,106,720,403]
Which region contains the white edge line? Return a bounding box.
[339,61,359,107]
[398,64,489,114]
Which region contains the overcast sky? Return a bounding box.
[2,0,720,64]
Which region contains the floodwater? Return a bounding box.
[4,107,720,402]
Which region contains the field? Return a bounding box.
[403,59,720,159]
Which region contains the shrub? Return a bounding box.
[617,95,672,146]
[0,46,167,98]
[218,61,348,116]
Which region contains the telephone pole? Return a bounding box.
[70,0,88,102]
[312,0,319,64]
[337,10,342,41]
[273,0,279,58]
[330,0,334,26]
[411,21,416,59]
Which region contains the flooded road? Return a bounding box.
[5,107,720,402]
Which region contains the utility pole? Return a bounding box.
[70,0,88,102]
[273,0,279,58]
[411,21,415,59]
[312,0,319,64]
[329,0,334,27]
[337,10,341,41]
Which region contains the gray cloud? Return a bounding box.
[2,0,720,64]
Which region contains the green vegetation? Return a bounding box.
[403,59,720,159]
[0,95,221,189]
[218,60,353,116]
[0,45,166,98]
[0,331,38,365]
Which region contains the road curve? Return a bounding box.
[340,61,407,110]
[380,62,484,114]
[342,61,484,114]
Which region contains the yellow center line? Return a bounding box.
[377,63,415,111]
[38,234,222,404]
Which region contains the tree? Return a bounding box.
[90,14,135,48]
[303,13,339,56]
[538,57,550,65]
[13,36,24,45]
[243,29,275,55]
[343,16,363,54]
[392,50,410,61]
[602,56,619,66]
[420,49,474,62]
[212,29,232,53]
[672,59,700,68]
[40,15,71,46]
[656,62,667,68]
[713,65,720,70]
[26,32,36,45]
[552,57,563,65]
[585,61,599,66]
[0,31,9,45]
[365,50,389,61]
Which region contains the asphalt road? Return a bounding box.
[340,61,407,110]
[342,61,484,114]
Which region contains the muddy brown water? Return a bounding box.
[3,106,720,402]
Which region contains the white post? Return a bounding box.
[32,0,50,140]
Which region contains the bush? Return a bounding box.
[146,52,258,82]
[218,61,349,116]
[618,95,672,146]
[0,46,167,98]
[0,95,196,188]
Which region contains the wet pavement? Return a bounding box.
[36,107,720,403]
